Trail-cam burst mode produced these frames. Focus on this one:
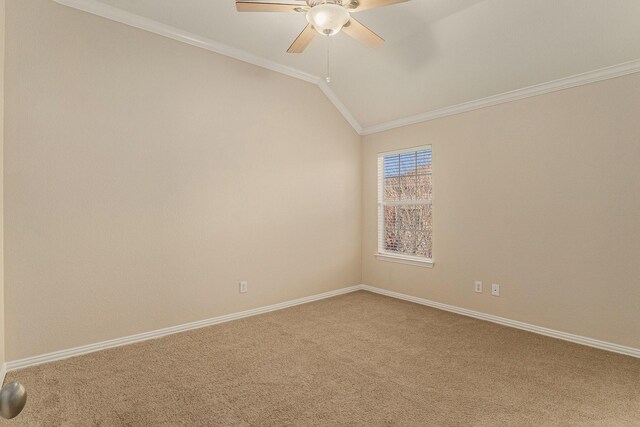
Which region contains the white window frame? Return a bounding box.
[376,145,434,268]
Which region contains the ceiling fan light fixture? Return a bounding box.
[306,3,350,36]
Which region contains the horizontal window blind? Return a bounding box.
[378,146,433,260]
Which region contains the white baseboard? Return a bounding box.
[361,285,640,359]
[5,285,363,371]
[0,363,6,385]
[6,283,638,371]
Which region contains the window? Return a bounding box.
[377,146,433,267]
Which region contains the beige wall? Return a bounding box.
[363,73,640,349]
[3,0,362,360]
[0,0,5,373]
[3,0,638,363]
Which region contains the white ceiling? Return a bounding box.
[67,0,640,131]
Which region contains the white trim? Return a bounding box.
[377,146,433,263]
[376,145,432,158]
[375,253,434,268]
[0,363,6,385]
[51,0,640,137]
[380,200,432,206]
[5,286,362,371]
[360,59,640,135]
[50,0,363,133]
[318,81,363,134]
[361,285,640,359]
[5,284,639,371]
[52,0,319,84]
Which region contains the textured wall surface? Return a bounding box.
[363,73,640,349]
[4,0,361,360]
[0,0,5,372]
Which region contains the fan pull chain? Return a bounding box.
[325,35,331,83]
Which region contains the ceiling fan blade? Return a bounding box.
[351,0,409,12]
[287,24,316,53]
[342,18,384,48]
[236,1,305,13]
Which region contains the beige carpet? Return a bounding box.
[2,291,639,426]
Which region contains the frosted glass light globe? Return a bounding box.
[306,4,350,36]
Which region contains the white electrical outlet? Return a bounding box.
[239,281,248,293]
[474,281,483,293]
[491,283,500,297]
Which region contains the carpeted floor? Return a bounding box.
[2,290,639,426]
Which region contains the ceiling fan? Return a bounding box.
[235,0,409,53]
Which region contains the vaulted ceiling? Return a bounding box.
[56,0,640,133]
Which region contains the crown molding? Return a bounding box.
[360,59,640,135]
[318,80,363,134]
[51,0,364,133]
[53,0,321,84]
[52,0,640,137]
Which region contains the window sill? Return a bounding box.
[375,253,434,268]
